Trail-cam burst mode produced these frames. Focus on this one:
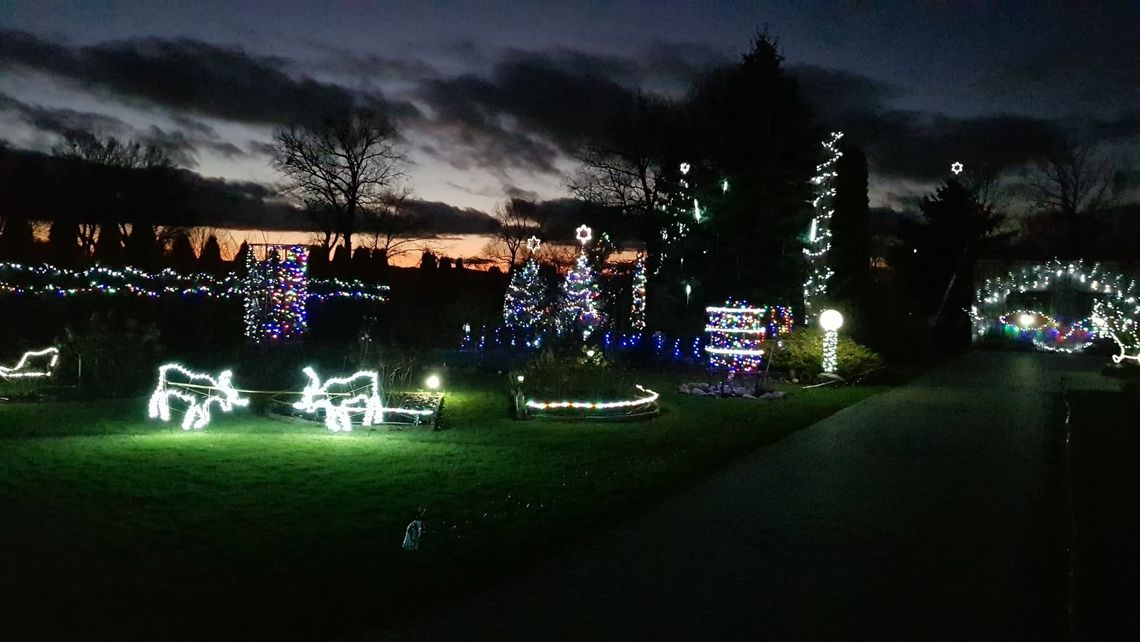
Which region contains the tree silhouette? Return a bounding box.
[898,179,1009,350]
[273,108,407,259]
[829,143,871,329]
[198,236,224,274]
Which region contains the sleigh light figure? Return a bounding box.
[293,367,385,432]
[0,347,61,380]
[148,364,250,430]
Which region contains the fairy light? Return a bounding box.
[147,364,249,430]
[0,347,60,380]
[705,300,794,373]
[244,245,310,343]
[994,309,1098,353]
[629,254,647,331]
[802,131,844,322]
[561,226,602,338]
[293,367,386,432]
[503,253,546,337]
[0,261,386,301]
[819,309,843,373]
[526,384,659,411]
[971,261,1139,350]
[1092,300,1140,364]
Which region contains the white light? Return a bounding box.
[819,309,844,331]
[575,224,593,246]
[526,384,658,411]
[0,347,60,380]
[685,284,692,296]
[148,364,249,430]
[704,346,766,357]
[425,374,441,390]
[951,161,964,174]
[516,375,525,383]
[293,367,385,432]
[585,349,596,358]
[525,236,542,252]
[1018,313,1036,328]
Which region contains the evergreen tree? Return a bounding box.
[168,233,197,273]
[629,253,647,331]
[125,224,162,270]
[234,241,251,276]
[198,235,224,274]
[898,179,1008,351]
[93,223,124,265]
[830,142,871,332]
[802,132,844,323]
[48,219,82,267]
[503,257,547,339]
[0,216,35,262]
[561,242,602,339]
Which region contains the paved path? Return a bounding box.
[388,353,1115,641]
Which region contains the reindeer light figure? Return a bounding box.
[0,347,61,380]
[148,364,250,430]
[1092,300,1140,365]
[293,367,384,432]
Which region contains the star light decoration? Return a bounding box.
[147,363,250,430]
[951,162,964,175]
[970,259,1139,355]
[575,224,593,245]
[802,131,844,323]
[0,347,60,380]
[526,236,542,253]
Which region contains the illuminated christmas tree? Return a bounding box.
[657,162,708,273]
[503,241,547,338]
[629,253,647,331]
[802,131,843,323]
[561,225,602,338]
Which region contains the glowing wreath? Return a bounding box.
[148,364,249,430]
[0,347,60,380]
[293,367,386,432]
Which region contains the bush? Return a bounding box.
[769,328,883,379]
[515,343,632,398]
[64,313,161,397]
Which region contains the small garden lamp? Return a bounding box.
[819,309,843,374]
[425,374,441,390]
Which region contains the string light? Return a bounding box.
[503,254,547,338]
[993,309,1097,353]
[819,309,843,373]
[561,227,602,338]
[1092,300,1140,365]
[705,301,794,373]
[971,261,1139,354]
[147,364,249,430]
[802,131,844,322]
[629,254,647,331]
[293,367,385,432]
[0,347,60,380]
[526,384,658,411]
[0,261,387,301]
[244,245,309,343]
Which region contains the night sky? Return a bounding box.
[2,1,1137,228]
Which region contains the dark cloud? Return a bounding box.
[0,92,130,137]
[416,48,642,175]
[0,30,416,126]
[404,200,497,235]
[299,40,439,83]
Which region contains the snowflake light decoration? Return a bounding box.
[575,225,593,246]
[951,162,964,175]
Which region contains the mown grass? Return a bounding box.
[0,371,883,639]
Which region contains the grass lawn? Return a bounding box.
[1067,383,1140,640]
[0,370,883,639]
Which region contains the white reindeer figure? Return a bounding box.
[0,347,60,380]
[148,363,250,430]
[293,367,384,432]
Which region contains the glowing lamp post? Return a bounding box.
[425,374,442,390]
[819,309,843,374]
